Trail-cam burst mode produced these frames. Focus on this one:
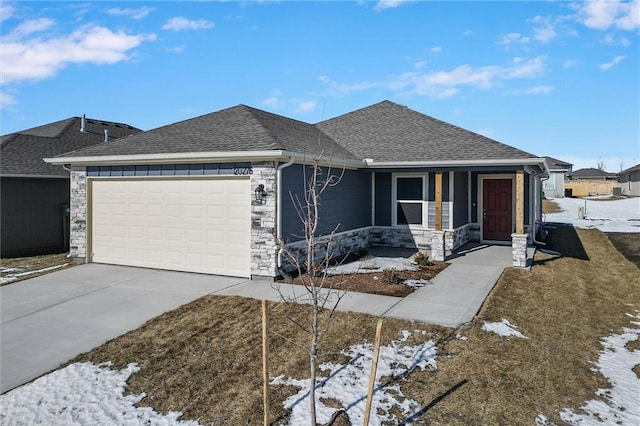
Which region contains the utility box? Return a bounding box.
[613,187,622,196]
[565,188,573,197]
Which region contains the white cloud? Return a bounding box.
[6,18,55,39]
[0,3,14,23]
[430,46,442,53]
[317,56,547,99]
[162,17,214,31]
[1,24,157,85]
[295,100,317,113]
[167,45,185,54]
[599,55,625,70]
[601,33,631,46]
[0,91,17,109]
[498,33,530,48]
[515,85,555,95]
[563,59,579,68]
[106,7,154,20]
[533,20,558,43]
[375,0,411,11]
[262,96,280,109]
[574,0,640,31]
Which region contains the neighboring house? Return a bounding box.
[542,157,573,198]
[619,164,640,197]
[568,168,618,181]
[46,101,548,279]
[1,117,141,257]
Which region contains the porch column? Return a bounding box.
[431,231,446,261]
[512,169,528,268]
[435,172,442,231]
[516,170,524,234]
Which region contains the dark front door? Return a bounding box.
[483,179,512,241]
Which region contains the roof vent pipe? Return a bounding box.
[80,114,86,133]
[104,129,109,143]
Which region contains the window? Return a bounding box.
[543,173,556,190]
[395,176,425,226]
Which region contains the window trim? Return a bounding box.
[392,173,428,228]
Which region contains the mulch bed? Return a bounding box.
[277,262,449,297]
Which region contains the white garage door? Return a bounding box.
[90,178,250,277]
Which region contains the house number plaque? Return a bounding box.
[233,167,253,175]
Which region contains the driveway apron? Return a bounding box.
[0,264,247,394]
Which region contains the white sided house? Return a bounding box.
[46,101,548,279]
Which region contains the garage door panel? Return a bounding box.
[91,178,250,277]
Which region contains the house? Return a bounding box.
[542,156,573,198]
[45,101,548,279]
[568,168,618,181]
[619,164,640,197]
[1,116,141,257]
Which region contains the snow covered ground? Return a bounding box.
[545,196,640,233]
[324,255,419,275]
[558,311,640,426]
[272,330,437,425]
[0,362,197,426]
[482,319,528,339]
[0,264,68,285]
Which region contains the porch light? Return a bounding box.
[255,184,268,204]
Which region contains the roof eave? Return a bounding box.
[365,157,547,169]
[44,150,366,168]
[0,173,69,179]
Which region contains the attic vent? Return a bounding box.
[80,114,87,133]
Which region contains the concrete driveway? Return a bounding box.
[0,264,248,394]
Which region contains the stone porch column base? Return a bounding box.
[511,233,528,268]
[431,231,446,261]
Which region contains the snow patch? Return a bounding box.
[482,319,528,339]
[0,263,68,285]
[271,331,437,425]
[325,256,418,275]
[559,311,640,425]
[0,362,198,426]
[545,197,640,233]
[403,279,432,288]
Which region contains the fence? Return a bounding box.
[564,180,620,197]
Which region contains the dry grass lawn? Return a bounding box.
[542,198,562,214]
[0,252,73,285]
[69,226,640,425]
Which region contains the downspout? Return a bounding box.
[533,169,548,246]
[276,156,295,269]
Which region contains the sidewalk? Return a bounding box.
[216,243,536,328]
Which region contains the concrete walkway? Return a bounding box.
[1,244,532,393]
[228,243,534,328]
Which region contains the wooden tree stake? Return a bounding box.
[262,300,270,426]
[364,319,384,425]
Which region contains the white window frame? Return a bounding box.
[392,173,428,228]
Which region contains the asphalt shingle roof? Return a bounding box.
[317,100,538,162]
[1,117,141,176]
[544,156,573,168]
[56,105,358,161]
[49,101,540,166]
[570,168,618,179]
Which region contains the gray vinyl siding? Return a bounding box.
[281,165,371,242]
[453,171,469,227]
[374,172,392,226]
[1,177,69,257]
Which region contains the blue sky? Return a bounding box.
[1,1,638,172]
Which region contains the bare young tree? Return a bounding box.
[276,155,347,425]
[596,157,606,171]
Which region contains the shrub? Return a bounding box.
[381,268,401,285]
[413,252,433,267]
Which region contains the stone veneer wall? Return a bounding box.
[69,167,88,262]
[250,162,278,278]
[281,228,370,273]
[369,224,472,257]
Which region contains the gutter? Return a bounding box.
[44,150,366,169]
[276,156,295,269]
[365,157,547,168]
